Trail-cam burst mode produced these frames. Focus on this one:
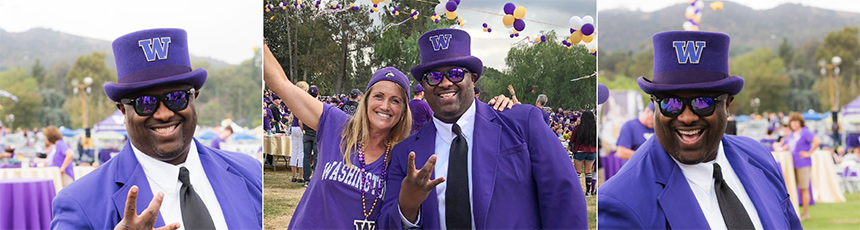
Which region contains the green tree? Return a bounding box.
[39,88,70,127]
[730,48,789,115]
[786,69,820,112]
[0,68,43,129]
[62,52,117,129]
[778,38,794,70]
[814,26,860,111]
[481,31,597,110]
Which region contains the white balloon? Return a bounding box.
[682,21,693,30]
[695,0,704,9]
[435,3,446,16]
[569,16,583,29]
[582,16,594,25]
[586,41,597,49]
[384,0,392,4]
[686,6,696,15]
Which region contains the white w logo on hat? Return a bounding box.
[672,41,706,64]
[138,37,171,62]
[429,34,452,51]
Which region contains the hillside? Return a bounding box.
[598,2,860,55]
[0,28,231,71]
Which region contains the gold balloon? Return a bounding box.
[502,14,515,26]
[513,6,526,19]
[582,34,594,43]
[569,30,583,44]
[710,1,724,10]
[446,11,457,20]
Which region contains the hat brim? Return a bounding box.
[637,75,743,95]
[410,56,483,83]
[105,68,207,102]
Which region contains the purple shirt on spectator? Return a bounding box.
[408,99,433,135]
[263,107,273,132]
[759,137,775,151]
[616,119,654,151]
[210,137,225,150]
[289,104,388,228]
[50,139,75,179]
[788,127,815,168]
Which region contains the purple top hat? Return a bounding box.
[411,28,483,83]
[597,83,609,105]
[367,67,410,98]
[638,31,744,95]
[104,28,207,102]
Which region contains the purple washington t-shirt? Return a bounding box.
[788,127,815,168]
[616,119,654,151]
[289,103,388,229]
[408,99,433,135]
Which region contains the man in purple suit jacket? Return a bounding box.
[379,28,588,229]
[598,31,801,229]
[51,28,262,229]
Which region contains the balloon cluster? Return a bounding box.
[482,23,492,33]
[292,0,305,8]
[683,0,705,31]
[433,0,460,21]
[502,2,527,34]
[371,0,392,13]
[562,15,596,54]
[380,9,421,36]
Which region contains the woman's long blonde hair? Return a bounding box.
[340,84,412,167]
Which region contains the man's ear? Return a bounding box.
[116,103,126,115]
[725,95,735,114]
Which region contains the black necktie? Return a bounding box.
[179,166,216,229]
[713,163,755,229]
[446,124,472,229]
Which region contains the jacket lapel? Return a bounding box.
[470,101,501,228]
[723,138,783,229]
[197,140,257,229]
[110,142,166,227]
[412,123,441,229]
[651,140,709,229]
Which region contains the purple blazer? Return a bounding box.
[379,99,588,229]
[598,135,802,229]
[51,139,262,229]
[51,139,75,178]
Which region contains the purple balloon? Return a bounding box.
[509,34,515,38]
[394,7,399,11]
[570,28,576,34]
[446,1,458,12]
[352,6,360,11]
[451,0,461,4]
[513,19,526,31]
[504,3,516,15]
[562,40,569,45]
[515,33,520,37]
[435,19,440,23]
[540,35,546,42]
[487,28,492,32]
[581,23,595,36]
[482,23,488,28]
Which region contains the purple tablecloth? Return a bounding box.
[0,178,56,229]
[601,151,626,182]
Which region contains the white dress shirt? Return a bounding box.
[401,101,477,229]
[131,141,228,229]
[671,141,764,230]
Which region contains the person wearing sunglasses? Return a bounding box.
[52,28,262,230]
[598,31,801,229]
[379,28,588,229]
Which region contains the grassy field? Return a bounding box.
[801,193,860,229]
[263,159,599,229]
[262,161,305,229]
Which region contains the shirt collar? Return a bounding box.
[671,140,728,193]
[431,99,477,144]
[131,140,202,193]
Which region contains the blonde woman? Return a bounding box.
[288,81,309,183]
[43,126,75,186]
[263,44,511,228]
